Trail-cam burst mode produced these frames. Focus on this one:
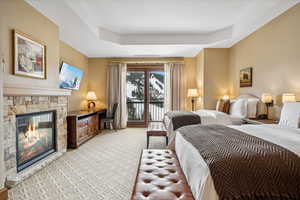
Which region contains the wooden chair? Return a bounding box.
[102,103,118,131]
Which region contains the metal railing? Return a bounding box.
[127,100,164,122]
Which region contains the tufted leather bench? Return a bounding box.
[131,149,194,200]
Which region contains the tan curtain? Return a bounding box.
[164,62,185,112]
[107,63,127,129]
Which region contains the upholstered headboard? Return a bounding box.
[236,94,259,100]
[235,94,266,117]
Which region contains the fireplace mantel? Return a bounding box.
[4,84,72,96]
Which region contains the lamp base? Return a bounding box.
[88,101,96,110]
[191,98,195,111]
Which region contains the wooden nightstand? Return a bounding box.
[243,118,278,125]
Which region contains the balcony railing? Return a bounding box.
[127,101,164,122]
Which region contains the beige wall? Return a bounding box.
[195,50,205,109]
[59,41,89,111]
[88,58,108,109]
[194,49,229,110]
[184,57,197,111]
[228,3,300,119]
[88,57,197,110]
[1,0,60,89]
[203,49,229,109]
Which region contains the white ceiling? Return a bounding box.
[26,0,299,57]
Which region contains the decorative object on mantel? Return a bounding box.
[282,93,296,103]
[13,30,46,79]
[261,93,273,119]
[86,91,97,110]
[240,67,252,87]
[187,88,199,111]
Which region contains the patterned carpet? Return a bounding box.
[9,128,166,200]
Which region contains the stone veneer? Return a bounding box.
[3,96,68,187]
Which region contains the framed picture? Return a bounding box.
[240,67,252,87]
[13,30,46,79]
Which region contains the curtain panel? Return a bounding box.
[164,62,186,112]
[107,63,127,129]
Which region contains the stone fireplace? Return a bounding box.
[3,93,69,188]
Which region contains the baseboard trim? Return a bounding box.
[0,188,8,200]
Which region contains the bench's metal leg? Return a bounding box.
[147,135,150,149]
[166,136,168,146]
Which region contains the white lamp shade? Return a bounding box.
[282,93,296,103]
[187,89,199,97]
[222,95,230,101]
[86,91,97,101]
[261,93,273,103]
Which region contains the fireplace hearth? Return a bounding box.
[16,110,57,172]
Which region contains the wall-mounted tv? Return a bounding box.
[59,62,84,90]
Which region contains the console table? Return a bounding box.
[67,109,106,148]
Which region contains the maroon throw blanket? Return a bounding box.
[164,111,201,130]
[179,124,300,200]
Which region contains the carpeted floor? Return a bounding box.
[9,128,166,200]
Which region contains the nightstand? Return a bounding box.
[243,118,278,125]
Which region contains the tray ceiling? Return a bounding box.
[26,0,299,57]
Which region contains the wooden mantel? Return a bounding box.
[4,84,72,96]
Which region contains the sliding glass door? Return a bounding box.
[126,65,165,127]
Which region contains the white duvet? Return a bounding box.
[164,110,242,145]
[175,124,300,200]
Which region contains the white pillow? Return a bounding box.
[247,99,259,118]
[279,102,300,128]
[229,99,248,118]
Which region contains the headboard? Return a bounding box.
[234,94,266,117]
[236,94,259,100]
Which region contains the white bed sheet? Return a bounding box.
[164,110,242,145]
[175,124,300,200]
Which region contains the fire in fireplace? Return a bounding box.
[16,110,56,172]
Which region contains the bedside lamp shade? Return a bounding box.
[222,95,230,101]
[282,93,296,103]
[86,91,97,101]
[187,89,199,97]
[261,93,273,103]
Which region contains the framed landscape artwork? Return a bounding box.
[240,67,252,87]
[13,30,46,79]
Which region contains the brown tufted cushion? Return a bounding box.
[131,149,194,200]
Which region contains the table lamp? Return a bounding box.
[188,89,199,111]
[282,93,296,103]
[261,93,273,119]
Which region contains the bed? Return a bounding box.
[164,94,263,145]
[174,102,300,200]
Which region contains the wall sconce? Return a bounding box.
[282,93,296,103]
[187,88,199,111]
[261,93,273,119]
[86,91,97,110]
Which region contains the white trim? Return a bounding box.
[4,84,72,96]
[0,59,5,189]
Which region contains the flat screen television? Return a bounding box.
[59,62,84,90]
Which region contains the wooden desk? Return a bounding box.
[67,109,106,148]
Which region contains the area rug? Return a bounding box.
[9,128,166,200]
